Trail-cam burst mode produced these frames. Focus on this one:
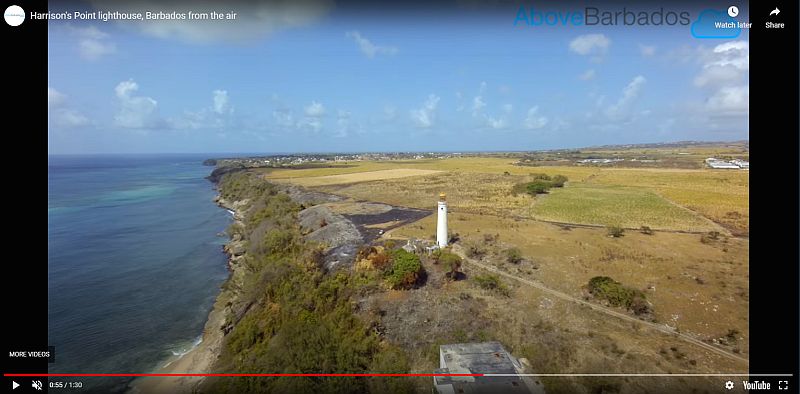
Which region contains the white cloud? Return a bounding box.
[345,31,398,58]
[471,96,486,116]
[297,117,322,132]
[304,101,326,117]
[694,41,749,117]
[485,116,507,130]
[114,79,159,129]
[639,44,656,57]
[410,94,440,128]
[706,85,748,116]
[334,110,361,138]
[569,34,610,56]
[212,90,232,115]
[170,89,235,130]
[694,41,748,87]
[524,106,548,130]
[79,39,116,60]
[55,109,91,127]
[68,25,116,60]
[579,69,596,81]
[605,75,646,121]
[272,108,295,127]
[48,87,66,109]
[48,87,91,128]
[89,0,333,44]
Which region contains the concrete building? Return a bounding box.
[705,157,743,169]
[433,342,544,394]
[437,192,448,248]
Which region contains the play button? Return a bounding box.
[12,381,19,390]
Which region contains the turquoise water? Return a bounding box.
[47,155,230,393]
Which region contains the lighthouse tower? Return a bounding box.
[436,192,448,248]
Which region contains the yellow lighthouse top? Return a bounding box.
[439,192,446,201]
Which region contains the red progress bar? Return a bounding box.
[4,373,483,377]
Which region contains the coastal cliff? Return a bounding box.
[133,168,413,394]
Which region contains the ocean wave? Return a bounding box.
[163,335,204,368]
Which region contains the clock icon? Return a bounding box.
[727,6,739,17]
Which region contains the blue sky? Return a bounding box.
[47,1,749,154]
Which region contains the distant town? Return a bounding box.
[205,140,749,171]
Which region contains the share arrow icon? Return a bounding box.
[770,7,780,16]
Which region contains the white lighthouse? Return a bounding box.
[436,192,448,248]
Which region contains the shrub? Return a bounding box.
[607,225,625,238]
[587,276,650,315]
[483,233,499,244]
[530,173,551,181]
[526,180,551,195]
[551,174,568,187]
[639,226,653,235]
[448,232,461,244]
[385,249,424,289]
[473,274,511,297]
[439,251,463,280]
[700,231,721,244]
[504,247,523,264]
[464,241,487,259]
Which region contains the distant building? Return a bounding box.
[705,157,746,169]
[433,342,544,394]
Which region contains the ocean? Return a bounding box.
[47,154,231,393]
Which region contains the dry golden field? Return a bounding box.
[269,168,442,187]
[265,157,748,234]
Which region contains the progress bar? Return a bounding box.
[484,374,794,377]
[4,373,793,377]
[3,373,481,377]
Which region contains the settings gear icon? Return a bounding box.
[724,380,735,390]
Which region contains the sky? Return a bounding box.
[47,0,750,154]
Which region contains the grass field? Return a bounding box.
[586,169,749,235]
[529,183,721,232]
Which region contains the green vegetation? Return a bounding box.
[204,171,414,393]
[504,247,523,264]
[587,276,650,315]
[606,225,625,238]
[437,250,462,280]
[511,173,569,196]
[472,274,511,297]
[530,183,718,231]
[385,249,425,289]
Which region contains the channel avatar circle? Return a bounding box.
[4,5,25,26]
